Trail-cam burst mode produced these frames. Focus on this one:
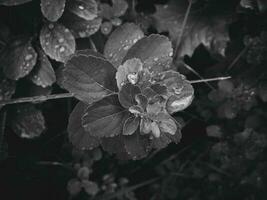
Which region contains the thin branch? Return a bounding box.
[0,110,7,159]
[174,0,193,59]
[0,93,74,106]
[226,46,249,72]
[89,37,98,52]
[189,76,231,84]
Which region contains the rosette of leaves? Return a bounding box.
[61,23,194,160]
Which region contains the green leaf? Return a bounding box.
[28,47,56,88]
[123,34,173,73]
[1,38,37,80]
[123,115,140,136]
[62,12,102,38]
[68,102,100,150]
[104,23,144,68]
[67,0,98,20]
[67,179,82,196]
[118,83,141,108]
[0,0,32,6]
[10,104,46,139]
[152,0,230,58]
[61,54,117,104]
[40,22,76,62]
[99,0,128,19]
[40,0,66,22]
[82,94,129,138]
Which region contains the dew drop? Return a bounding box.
[25,54,33,61]
[127,73,138,84]
[59,46,65,53]
[58,38,64,43]
[169,51,173,57]
[48,23,54,29]
[154,57,159,62]
[78,5,85,10]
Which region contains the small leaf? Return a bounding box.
[62,12,102,38]
[28,48,56,88]
[10,104,46,139]
[99,0,128,19]
[0,0,32,6]
[82,180,99,196]
[104,23,144,68]
[68,102,100,150]
[1,38,37,80]
[67,179,82,196]
[67,0,98,20]
[123,34,173,73]
[100,21,113,35]
[40,0,66,22]
[61,54,117,104]
[123,115,140,136]
[82,94,129,138]
[40,22,76,62]
[118,83,141,108]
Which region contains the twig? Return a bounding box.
[0,93,74,106]
[189,76,231,84]
[174,0,193,59]
[0,110,7,160]
[89,37,97,52]
[226,46,249,72]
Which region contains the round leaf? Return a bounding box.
[104,23,144,68]
[28,48,56,88]
[1,38,37,80]
[82,94,129,138]
[41,0,66,22]
[61,54,117,104]
[118,83,141,108]
[67,0,98,20]
[68,102,100,150]
[123,34,173,73]
[40,22,76,62]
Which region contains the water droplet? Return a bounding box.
[55,45,59,48]
[25,54,33,61]
[59,46,65,53]
[78,5,85,10]
[109,53,113,58]
[48,23,54,29]
[58,38,64,43]
[123,45,130,50]
[45,42,49,46]
[79,31,86,38]
[169,51,173,57]
[173,87,183,94]
[127,73,138,84]
[133,38,138,43]
[153,57,159,62]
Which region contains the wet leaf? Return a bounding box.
[152,0,231,58]
[123,115,140,136]
[118,83,141,108]
[61,54,117,104]
[104,23,144,68]
[62,12,102,38]
[67,0,97,20]
[82,95,129,138]
[99,0,128,19]
[68,102,100,150]
[40,22,76,62]
[1,38,37,80]
[0,0,32,6]
[10,104,46,139]
[40,0,66,22]
[82,180,99,196]
[28,48,56,88]
[123,34,173,73]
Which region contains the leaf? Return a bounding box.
[152,0,231,58]
[123,115,140,136]
[40,0,66,22]
[123,131,151,160]
[82,94,129,138]
[99,0,128,19]
[67,179,82,196]
[68,102,100,150]
[10,104,46,139]
[67,0,98,20]
[62,12,102,38]
[104,23,144,68]
[118,83,141,108]
[82,180,99,196]
[0,0,32,6]
[123,34,173,73]
[1,38,37,80]
[28,48,56,88]
[61,54,117,104]
[40,22,76,62]
[116,58,143,90]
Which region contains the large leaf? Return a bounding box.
[67,0,98,20]
[0,0,32,6]
[40,22,76,62]
[10,104,46,139]
[82,95,129,138]
[123,34,173,73]
[41,0,66,22]
[104,23,144,68]
[28,48,56,88]
[118,83,141,108]
[61,54,117,104]
[1,38,37,80]
[152,0,232,58]
[62,12,102,38]
[68,102,100,150]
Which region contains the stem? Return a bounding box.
[174,0,193,59]
[189,76,231,84]
[0,110,7,160]
[0,93,74,106]
[89,37,97,52]
[226,46,248,72]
